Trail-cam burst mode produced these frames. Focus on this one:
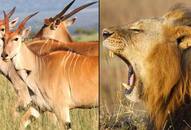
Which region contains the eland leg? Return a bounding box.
[19,107,40,129]
[55,107,72,130]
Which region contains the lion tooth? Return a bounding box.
[122,82,135,94]
[109,51,114,58]
[122,83,131,89]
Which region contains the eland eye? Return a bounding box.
[55,19,60,25]
[50,24,55,30]
[14,38,19,41]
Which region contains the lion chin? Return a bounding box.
[103,4,191,130]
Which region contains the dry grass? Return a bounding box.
[100,0,191,129]
[100,50,148,130]
[0,34,98,130]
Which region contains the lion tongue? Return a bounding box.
[129,73,135,86]
[128,66,135,86]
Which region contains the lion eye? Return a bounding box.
[130,29,144,33]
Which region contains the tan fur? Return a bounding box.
[13,42,98,129]
[35,22,73,42]
[26,39,98,56]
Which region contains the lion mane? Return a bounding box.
[143,5,191,130]
[145,43,191,130]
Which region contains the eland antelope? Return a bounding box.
[0,10,50,128]
[33,0,98,57]
[2,11,98,130]
[0,7,19,38]
[27,39,98,56]
[0,7,32,115]
[0,8,97,128]
[35,0,97,42]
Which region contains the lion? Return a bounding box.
[103,4,191,130]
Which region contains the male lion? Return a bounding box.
[103,5,191,130]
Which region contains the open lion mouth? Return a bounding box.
[108,51,136,94]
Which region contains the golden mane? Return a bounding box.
[163,3,191,26]
[144,42,191,129]
[136,5,191,129]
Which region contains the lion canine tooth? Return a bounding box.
[122,83,134,94]
[121,83,131,89]
[109,51,114,58]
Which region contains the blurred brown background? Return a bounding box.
[100,0,191,129]
[101,0,191,28]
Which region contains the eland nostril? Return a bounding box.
[1,37,4,42]
[102,29,114,39]
[1,53,8,59]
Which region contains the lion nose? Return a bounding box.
[102,29,114,39]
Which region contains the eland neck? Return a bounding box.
[36,23,73,43]
[13,43,38,71]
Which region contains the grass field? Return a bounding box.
[0,33,98,130]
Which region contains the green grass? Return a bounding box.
[0,34,98,130]
[73,33,98,42]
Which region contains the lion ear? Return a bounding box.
[174,26,191,49]
[177,36,191,49]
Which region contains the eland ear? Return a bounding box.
[21,26,31,39]
[9,17,19,29]
[65,17,76,27]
